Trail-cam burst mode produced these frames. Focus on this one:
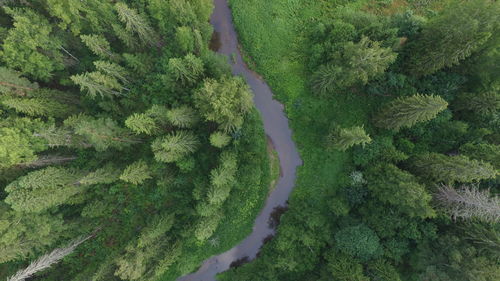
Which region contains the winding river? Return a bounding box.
[177,0,302,280]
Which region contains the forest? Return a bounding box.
[219,0,500,280]
[0,1,271,280]
[0,0,499,281]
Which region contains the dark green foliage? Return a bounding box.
[335,224,382,262]
[405,0,500,76]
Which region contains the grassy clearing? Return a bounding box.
[226,0,377,209]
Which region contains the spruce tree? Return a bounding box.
[328,126,372,151]
[4,167,84,213]
[456,90,500,115]
[80,165,121,185]
[70,72,122,98]
[115,3,158,47]
[406,0,500,76]
[120,160,152,185]
[412,153,497,183]
[0,127,39,168]
[2,97,70,117]
[209,131,231,148]
[151,131,199,163]
[94,60,129,83]
[374,94,448,131]
[168,54,204,85]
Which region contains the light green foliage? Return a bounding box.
[367,164,435,219]
[335,224,381,262]
[328,126,372,151]
[207,151,238,205]
[342,36,397,85]
[406,0,500,76]
[0,127,39,168]
[80,165,121,185]
[209,131,231,148]
[5,167,84,213]
[324,252,369,281]
[68,115,138,151]
[374,94,448,131]
[168,54,205,84]
[120,160,152,185]
[368,260,402,281]
[70,72,122,98]
[412,153,497,183]
[195,76,253,132]
[2,97,70,117]
[112,23,139,50]
[0,8,63,81]
[194,212,223,241]
[45,0,86,34]
[152,131,199,163]
[80,34,114,58]
[115,2,158,47]
[166,106,199,128]
[125,113,158,135]
[0,67,38,95]
[175,26,196,53]
[0,203,66,263]
[94,60,129,83]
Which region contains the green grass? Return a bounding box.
[227,0,377,199]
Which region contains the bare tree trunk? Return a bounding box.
[7,234,94,281]
[435,184,500,223]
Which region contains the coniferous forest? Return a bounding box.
[1,0,499,281]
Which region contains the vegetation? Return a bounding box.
[220,0,500,280]
[0,1,270,281]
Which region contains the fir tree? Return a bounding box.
[80,34,117,60]
[0,8,64,81]
[125,113,158,135]
[327,126,372,151]
[209,131,231,148]
[120,160,152,185]
[166,106,198,128]
[406,0,500,76]
[4,167,84,213]
[195,76,253,132]
[151,131,199,163]
[115,3,158,47]
[0,67,38,96]
[374,94,448,131]
[412,153,497,183]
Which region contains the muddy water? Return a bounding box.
[177,0,302,280]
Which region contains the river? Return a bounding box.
[177,0,302,280]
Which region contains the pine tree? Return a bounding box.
[406,0,500,76]
[0,8,64,81]
[80,34,117,60]
[0,67,38,96]
[436,184,499,223]
[125,113,158,135]
[4,167,85,213]
[166,106,198,128]
[412,153,497,183]
[374,94,448,131]
[327,126,372,151]
[151,131,199,163]
[120,160,152,185]
[367,164,435,219]
[7,235,92,281]
[209,131,231,148]
[168,54,204,84]
[195,76,253,132]
[115,3,158,47]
